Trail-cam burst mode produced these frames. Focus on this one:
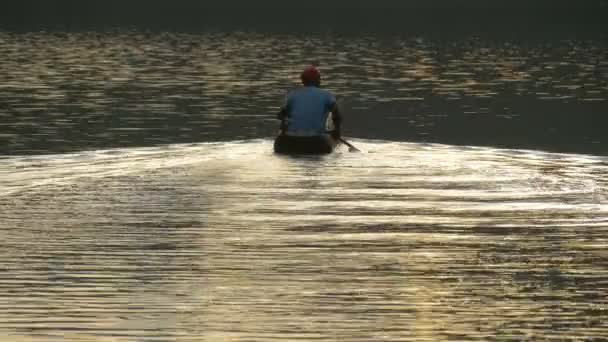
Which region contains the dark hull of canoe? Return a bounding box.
[274,134,337,155]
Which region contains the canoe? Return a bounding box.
[274,134,338,154]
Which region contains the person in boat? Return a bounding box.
[274,66,342,154]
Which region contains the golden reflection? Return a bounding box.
[0,29,607,340]
[5,140,603,340]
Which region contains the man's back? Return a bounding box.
[284,86,336,136]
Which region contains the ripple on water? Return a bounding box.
[1,140,607,341]
[0,31,607,154]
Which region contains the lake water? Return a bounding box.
[0,30,606,155]
[1,28,608,341]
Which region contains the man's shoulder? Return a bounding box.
[304,87,334,99]
[288,86,335,100]
[313,87,332,95]
[317,88,336,102]
[286,87,305,98]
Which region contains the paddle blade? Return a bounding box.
[339,138,361,153]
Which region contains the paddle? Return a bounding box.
[326,130,360,152]
[338,138,361,153]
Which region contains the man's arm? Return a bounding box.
[277,104,290,133]
[330,103,342,139]
[277,106,288,120]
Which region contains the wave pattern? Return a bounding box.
[0,31,606,155]
[1,140,607,341]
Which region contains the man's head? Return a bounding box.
[300,66,321,87]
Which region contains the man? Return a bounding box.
[274,66,342,154]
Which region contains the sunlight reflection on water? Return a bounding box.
[1,140,607,341]
[0,30,606,154]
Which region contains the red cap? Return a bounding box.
[300,66,321,84]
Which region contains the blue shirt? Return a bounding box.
[284,86,336,135]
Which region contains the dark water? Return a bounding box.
[0,30,606,155]
[1,26,608,341]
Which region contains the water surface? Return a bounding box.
[0,30,606,155]
[1,140,607,341]
[1,25,608,341]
